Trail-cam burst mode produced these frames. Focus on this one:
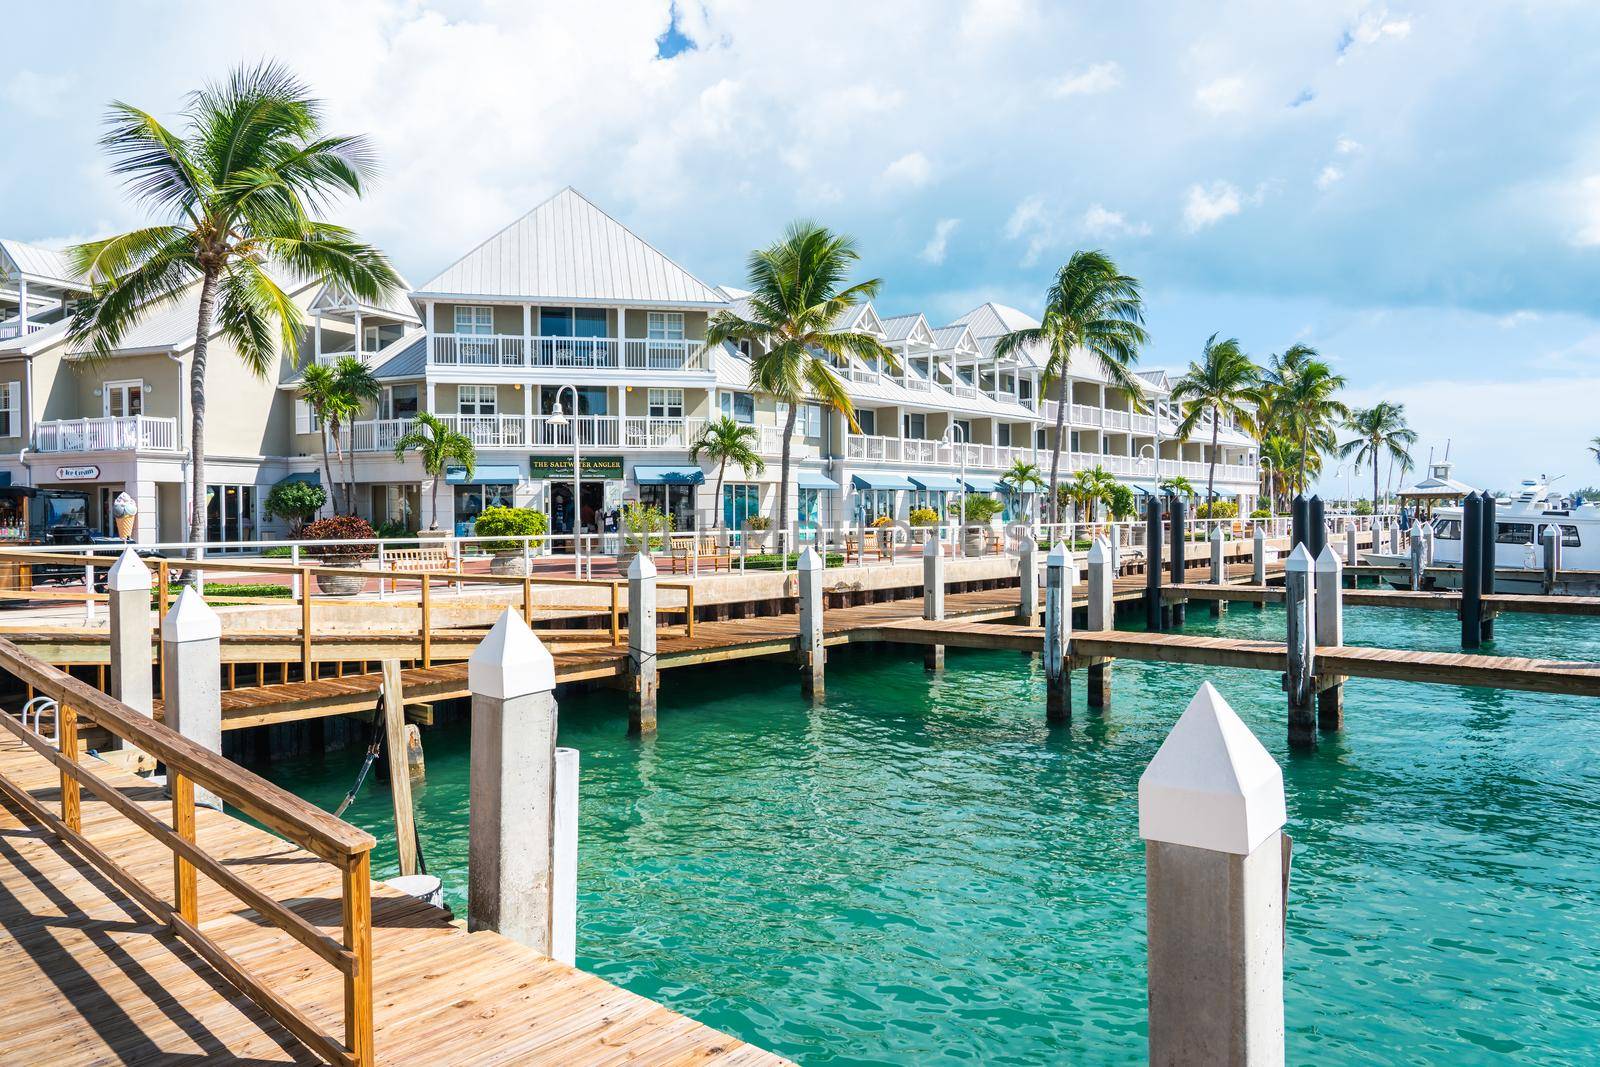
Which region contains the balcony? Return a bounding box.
[351,414,716,452]
[32,416,181,453]
[0,320,46,342]
[427,334,712,373]
[844,433,1039,470]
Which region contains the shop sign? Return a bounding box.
[529,455,624,480]
[56,465,100,480]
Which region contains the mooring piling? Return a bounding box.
[1409,522,1426,591]
[1422,521,1435,565]
[1252,525,1267,603]
[1480,493,1498,640]
[1542,523,1560,594]
[107,548,153,724]
[923,531,947,671]
[1209,527,1227,617]
[1017,532,1041,625]
[1291,494,1309,551]
[1044,542,1072,723]
[1461,492,1484,649]
[1284,545,1317,748]
[1345,524,1359,580]
[467,609,576,961]
[798,546,826,700]
[161,587,223,810]
[1140,682,1287,1066]
[1087,537,1114,708]
[1307,496,1326,559]
[627,551,659,733]
[1314,544,1345,733]
[1169,497,1188,628]
[1387,518,1400,554]
[1146,497,1165,632]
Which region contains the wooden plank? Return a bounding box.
[379,661,418,880]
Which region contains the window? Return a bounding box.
[641,483,697,531]
[648,388,684,418]
[294,399,321,435]
[720,391,755,424]
[908,489,946,515]
[780,402,823,437]
[903,413,926,439]
[364,324,382,353]
[0,382,16,438]
[997,424,1012,447]
[1495,522,1536,545]
[388,385,419,420]
[1433,518,1462,540]
[954,419,972,441]
[542,386,607,417]
[647,312,685,341]
[454,305,493,335]
[1539,522,1582,548]
[104,380,143,418]
[859,488,896,522]
[857,409,876,436]
[458,384,497,416]
[724,483,761,528]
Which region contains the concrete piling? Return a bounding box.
[161,587,223,810]
[467,609,574,958]
[923,532,947,671]
[627,551,659,733]
[1169,497,1188,628]
[1252,525,1267,605]
[1284,545,1317,749]
[1345,524,1359,580]
[1141,682,1287,1067]
[1480,494,1497,641]
[1307,496,1326,559]
[1387,519,1400,554]
[1044,542,1072,723]
[797,546,826,700]
[1291,494,1309,551]
[1209,527,1226,617]
[1542,523,1560,594]
[1408,522,1426,591]
[1314,545,1344,733]
[1461,492,1483,649]
[107,550,153,763]
[1017,533,1041,625]
[1146,497,1165,632]
[1087,538,1114,708]
[1422,521,1435,565]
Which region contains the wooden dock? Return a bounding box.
[0,732,786,1066]
[1164,582,1600,616]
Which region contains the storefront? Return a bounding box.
[529,455,623,535]
[635,465,703,531]
[206,483,258,545]
[447,463,521,535]
[851,472,915,523]
[796,470,839,529]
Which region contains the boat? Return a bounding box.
[1365,475,1600,593]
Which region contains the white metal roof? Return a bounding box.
[65,264,319,356]
[0,239,88,290]
[951,301,1040,340]
[310,277,420,324]
[829,301,886,338]
[880,313,934,346]
[414,187,727,307]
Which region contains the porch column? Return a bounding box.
[314,312,323,362]
[15,278,27,333]
[523,304,532,368]
[353,311,364,359]
[616,305,627,368]
[424,300,434,362]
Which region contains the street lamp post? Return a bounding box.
[1261,457,1275,520]
[941,422,968,554]
[548,384,583,578]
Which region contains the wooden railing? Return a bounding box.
[0,636,377,1065]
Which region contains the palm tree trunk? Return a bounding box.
[430,463,442,530]
[1047,395,1067,529]
[319,426,337,518]
[1206,408,1219,513]
[713,457,727,530]
[1373,456,1380,516]
[776,404,798,543]
[1298,428,1309,497]
[328,423,346,513]
[188,268,220,551]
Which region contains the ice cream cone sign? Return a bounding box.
[112,491,138,540]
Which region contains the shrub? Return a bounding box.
[744,515,771,531]
[1106,483,1136,520]
[265,480,326,534]
[962,495,1006,523]
[622,502,674,549]
[908,507,940,527]
[1250,507,1272,519]
[1196,500,1239,519]
[870,515,893,528]
[473,506,549,553]
[1353,499,1374,516]
[298,514,377,562]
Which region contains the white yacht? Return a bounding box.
[1369,476,1600,592]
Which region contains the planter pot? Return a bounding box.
[964,530,987,555]
[316,568,367,596]
[489,552,529,576]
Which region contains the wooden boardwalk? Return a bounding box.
[1165,582,1600,616]
[0,731,787,1066]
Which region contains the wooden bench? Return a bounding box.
[385,547,452,572]
[668,535,733,573]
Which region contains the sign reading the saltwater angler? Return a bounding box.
[56,466,100,480]
[529,456,624,480]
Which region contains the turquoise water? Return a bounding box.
[255,605,1600,1064]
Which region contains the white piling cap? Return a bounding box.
[1314,543,1343,573]
[626,550,657,579]
[1286,543,1315,571]
[1210,526,1224,540]
[1410,521,1426,537]
[1046,541,1071,567]
[924,533,943,557]
[1087,537,1111,565]
[1139,682,1287,855]
[107,548,151,591]
[161,586,220,642]
[468,608,555,699]
[798,546,823,571]
[1254,525,1266,539]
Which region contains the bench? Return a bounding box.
[668,535,733,573]
[385,547,453,572]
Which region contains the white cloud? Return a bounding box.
[1183,181,1243,231]
[1568,175,1600,247]
[1496,310,1540,329]
[1316,165,1344,190]
[959,0,1031,40]
[1081,203,1150,238]
[1336,137,1363,155]
[1004,195,1055,266]
[1353,9,1412,46]
[1195,76,1249,114]
[921,218,961,264]
[1052,62,1122,97]
[881,151,932,189]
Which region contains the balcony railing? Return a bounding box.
[352,414,719,451]
[428,334,711,372]
[0,319,46,341]
[348,419,409,453]
[32,416,180,453]
[623,416,706,449]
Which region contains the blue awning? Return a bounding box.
[797,471,840,490]
[1128,482,1161,495]
[852,472,915,491]
[277,471,321,487]
[909,473,963,491]
[964,475,1003,492]
[446,464,521,485]
[634,465,705,486]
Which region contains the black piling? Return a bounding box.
[1480,493,1496,641]
[1169,496,1187,628]
[1308,496,1326,559]
[1460,492,1483,649]
[1145,496,1164,632]
[1291,494,1309,551]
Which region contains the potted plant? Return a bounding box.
[299,515,377,595]
[474,506,550,575]
[962,495,1007,554]
[618,502,673,570]
[264,478,327,537]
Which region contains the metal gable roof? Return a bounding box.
[951,301,1040,340]
[414,187,727,307]
[370,329,428,379]
[880,312,934,346]
[65,264,320,356]
[929,323,978,356]
[0,239,87,290]
[310,277,420,323]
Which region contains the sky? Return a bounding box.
[4,0,1599,494]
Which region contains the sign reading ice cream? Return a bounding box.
[56,466,100,481]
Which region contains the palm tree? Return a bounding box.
[295,363,343,512]
[690,416,765,528]
[1001,459,1046,521]
[1589,436,1600,465]
[393,412,475,530]
[1259,344,1347,494]
[706,221,895,534]
[1169,334,1259,510]
[1340,402,1418,513]
[994,250,1148,527]
[1159,475,1198,510]
[1258,435,1301,511]
[1065,466,1117,524]
[329,354,380,514]
[66,62,399,545]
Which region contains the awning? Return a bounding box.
[446,464,521,485]
[909,473,963,491]
[797,471,840,490]
[1128,482,1161,495]
[276,471,321,487]
[852,472,915,491]
[634,465,706,486]
[964,475,1003,492]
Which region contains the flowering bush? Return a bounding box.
[299,514,377,562]
[908,507,940,527]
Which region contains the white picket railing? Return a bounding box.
[428,333,711,372]
[32,416,180,453]
[622,416,706,449]
[0,319,46,341]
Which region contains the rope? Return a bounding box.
[332,717,386,818]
